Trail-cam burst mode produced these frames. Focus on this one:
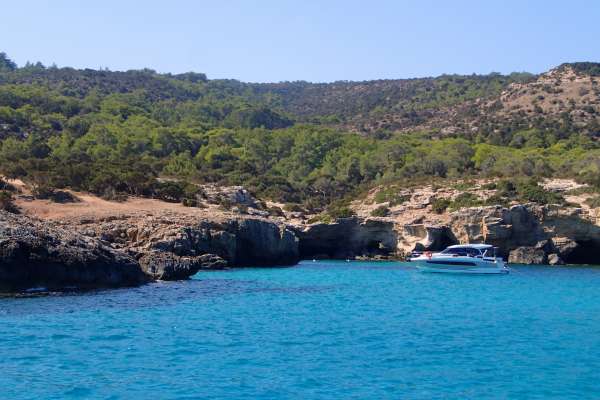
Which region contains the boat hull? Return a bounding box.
[410,259,509,274]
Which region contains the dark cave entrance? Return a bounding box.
[425,227,458,251]
[563,240,600,264]
[366,240,383,254]
[436,234,458,251]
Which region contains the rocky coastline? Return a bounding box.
[0,210,300,293]
[2,196,600,293]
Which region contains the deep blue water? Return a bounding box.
[2,261,600,399]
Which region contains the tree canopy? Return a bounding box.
[0,53,599,210]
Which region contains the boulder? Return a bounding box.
[0,212,148,292]
[197,254,229,270]
[203,185,259,208]
[547,253,564,265]
[508,246,548,264]
[139,252,227,280]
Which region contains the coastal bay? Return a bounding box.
[2,261,600,399]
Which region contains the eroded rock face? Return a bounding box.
[0,210,303,292]
[297,205,600,264]
[297,218,397,259]
[0,212,148,292]
[508,247,548,264]
[397,224,457,254]
[234,219,299,266]
[88,216,300,267]
[445,204,600,264]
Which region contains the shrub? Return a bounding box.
[484,193,509,207]
[0,190,18,213]
[49,190,79,203]
[268,206,285,217]
[449,192,483,210]
[453,181,475,191]
[482,179,564,206]
[181,184,204,207]
[307,213,333,224]
[431,198,451,214]
[585,196,600,209]
[154,181,185,203]
[183,184,203,200]
[327,206,355,219]
[496,180,517,196]
[370,205,390,217]
[516,180,564,204]
[307,203,356,224]
[374,188,411,206]
[101,187,128,202]
[283,203,304,212]
[31,184,56,200]
[182,198,198,207]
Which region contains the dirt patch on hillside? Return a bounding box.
[15,191,231,223]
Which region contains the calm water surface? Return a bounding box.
[2,261,600,399]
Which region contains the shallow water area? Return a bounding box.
[2,260,600,399]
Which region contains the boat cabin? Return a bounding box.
[440,244,496,258]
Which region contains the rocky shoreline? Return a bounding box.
[2,200,600,293]
[0,211,300,293]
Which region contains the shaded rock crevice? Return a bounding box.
[561,240,600,264]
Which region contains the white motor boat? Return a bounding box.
[409,244,509,274]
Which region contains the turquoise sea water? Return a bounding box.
[2,260,600,399]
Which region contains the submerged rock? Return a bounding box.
[0,211,148,292]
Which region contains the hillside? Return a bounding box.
[1,51,600,217]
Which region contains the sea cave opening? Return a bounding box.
[563,240,600,265]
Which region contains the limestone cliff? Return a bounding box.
[393,204,600,264]
[71,214,299,267]
[0,211,300,293]
[295,217,397,259]
[0,211,148,292]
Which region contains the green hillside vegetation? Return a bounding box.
[1,52,600,211]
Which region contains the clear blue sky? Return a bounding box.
[2,0,599,82]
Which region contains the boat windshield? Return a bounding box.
[482,248,496,258]
[440,247,482,257]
